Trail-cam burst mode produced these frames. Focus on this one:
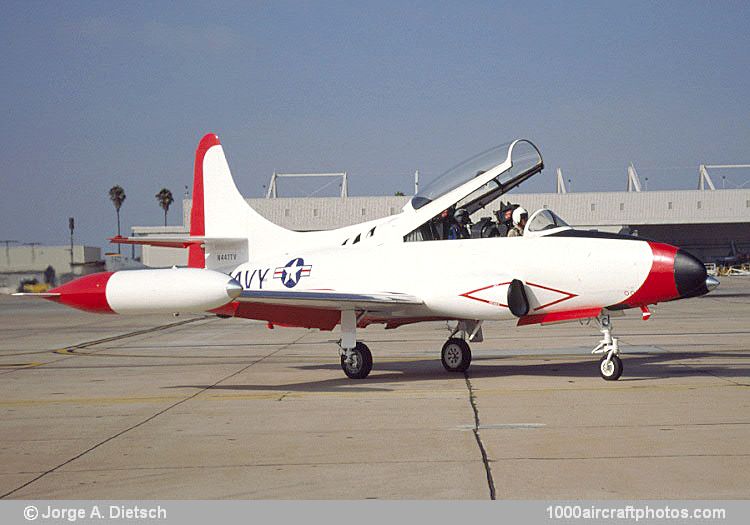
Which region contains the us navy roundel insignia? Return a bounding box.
[273,258,312,288]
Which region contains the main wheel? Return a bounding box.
[599,355,623,381]
[441,338,472,373]
[340,342,373,379]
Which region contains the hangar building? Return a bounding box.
[132,188,750,268]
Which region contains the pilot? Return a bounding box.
[437,208,453,239]
[495,203,517,236]
[507,206,528,237]
[448,208,471,239]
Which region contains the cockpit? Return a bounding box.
[403,139,571,241]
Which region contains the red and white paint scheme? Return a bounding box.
[18,135,718,381]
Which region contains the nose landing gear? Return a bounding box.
[599,353,623,380]
[592,314,623,380]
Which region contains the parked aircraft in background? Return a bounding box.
[17,134,719,381]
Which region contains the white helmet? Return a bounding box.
[512,206,528,226]
[454,208,470,224]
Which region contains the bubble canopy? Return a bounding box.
[410,140,543,212]
[526,208,570,233]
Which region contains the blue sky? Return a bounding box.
[1,1,749,247]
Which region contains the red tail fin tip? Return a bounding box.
[189,133,221,268]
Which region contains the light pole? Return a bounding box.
[68,217,75,267]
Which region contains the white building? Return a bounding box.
[131,188,750,267]
[0,245,102,293]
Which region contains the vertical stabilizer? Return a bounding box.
[189,133,295,269]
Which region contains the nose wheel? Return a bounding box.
[599,354,623,380]
[592,314,624,381]
[441,338,472,373]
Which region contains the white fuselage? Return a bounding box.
[226,235,652,321]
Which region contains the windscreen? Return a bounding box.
[527,209,570,232]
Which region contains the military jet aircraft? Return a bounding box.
[18,134,719,381]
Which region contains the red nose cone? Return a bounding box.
[623,242,680,307]
[48,272,115,313]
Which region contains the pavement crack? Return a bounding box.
[463,371,496,500]
[0,331,307,499]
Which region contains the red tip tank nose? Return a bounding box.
[48,272,115,313]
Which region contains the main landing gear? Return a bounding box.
[441,338,471,372]
[336,311,485,379]
[340,342,372,379]
[440,320,482,373]
[338,310,373,379]
[592,314,623,381]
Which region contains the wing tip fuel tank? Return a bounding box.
[46,268,241,315]
[47,272,115,313]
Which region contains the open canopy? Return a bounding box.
[410,139,543,215]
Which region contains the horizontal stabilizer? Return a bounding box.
[109,235,245,248]
[237,290,423,311]
[12,292,61,298]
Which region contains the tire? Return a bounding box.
[340,342,373,379]
[441,338,471,373]
[599,355,623,381]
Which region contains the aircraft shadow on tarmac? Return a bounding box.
[706,291,750,298]
[170,351,750,393]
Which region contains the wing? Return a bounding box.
[237,289,423,311]
[109,235,245,248]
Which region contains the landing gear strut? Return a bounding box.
[592,314,623,381]
[338,310,372,379]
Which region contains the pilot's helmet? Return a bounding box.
[454,208,470,224]
[512,206,528,226]
[498,204,515,222]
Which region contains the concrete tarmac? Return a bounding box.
[1,278,749,499]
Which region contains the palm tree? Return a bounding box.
[108,185,126,254]
[155,188,174,227]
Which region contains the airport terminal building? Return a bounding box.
[133,188,750,268]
